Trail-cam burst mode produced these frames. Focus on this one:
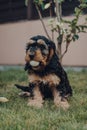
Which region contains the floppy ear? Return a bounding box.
[24,62,32,71]
[25,52,30,63]
[47,40,56,61]
[25,51,32,71]
[48,48,54,61]
[24,50,31,71]
[24,62,29,71]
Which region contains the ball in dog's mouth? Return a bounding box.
[30,60,40,67]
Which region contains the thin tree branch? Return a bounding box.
[55,0,61,22]
[60,42,70,60]
[35,4,52,40]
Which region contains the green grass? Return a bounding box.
[0,68,87,130]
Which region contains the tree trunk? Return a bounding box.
[27,0,33,20]
[55,0,62,64]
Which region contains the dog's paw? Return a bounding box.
[18,92,30,97]
[54,96,70,110]
[27,99,44,108]
[60,100,70,110]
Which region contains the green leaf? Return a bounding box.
[72,34,79,41]
[25,0,28,6]
[62,20,71,24]
[41,3,45,10]
[75,7,81,17]
[55,0,64,4]
[76,26,80,32]
[44,3,50,9]
[79,4,87,9]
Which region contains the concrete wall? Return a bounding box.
[0,16,87,66]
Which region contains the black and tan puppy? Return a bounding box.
[15,35,72,109]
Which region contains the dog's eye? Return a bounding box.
[42,49,49,55]
[29,46,33,51]
[29,46,38,51]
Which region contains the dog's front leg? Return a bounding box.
[52,87,70,110]
[27,85,44,108]
[15,84,31,97]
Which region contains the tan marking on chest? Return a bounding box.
[29,73,60,85]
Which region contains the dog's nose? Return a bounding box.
[29,53,35,59]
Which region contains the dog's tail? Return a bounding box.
[15,84,31,92]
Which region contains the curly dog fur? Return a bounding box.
[15,35,72,109]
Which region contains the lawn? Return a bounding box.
[0,67,87,130]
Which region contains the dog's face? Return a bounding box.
[25,36,55,71]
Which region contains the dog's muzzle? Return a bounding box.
[29,48,36,60]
